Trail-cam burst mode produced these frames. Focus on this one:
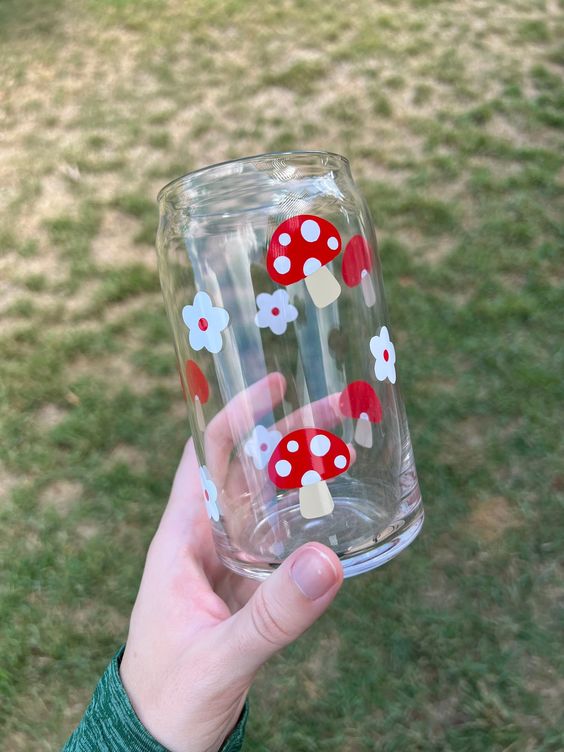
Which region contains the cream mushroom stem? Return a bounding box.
[304,266,341,309]
[354,411,373,449]
[194,395,206,433]
[360,269,377,308]
[299,479,335,519]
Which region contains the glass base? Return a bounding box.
[216,494,424,581]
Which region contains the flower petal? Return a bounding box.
[254,425,269,442]
[255,309,271,328]
[269,430,282,448]
[285,304,298,323]
[271,288,289,307]
[212,306,230,332]
[182,304,198,329]
[189,328,207,351]
[269,316,288,335]
[205,329,223,354]
[244,437,258,458]
[376,359,397,383]
[256,292,274,311]
[254,452,269,469]
[369,335,382,359]
[374,358,390,382]
[206,480,218,504]
[194,291,213,317]
[207,498,219,521]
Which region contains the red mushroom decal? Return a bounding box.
[342,235,376,308]
[267,214,342,309]
[339,381,382,449]
[185,359,210,433]
[268,428,350,519]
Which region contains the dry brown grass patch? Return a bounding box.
[301,633,341,700]
[91,210,156,269]
[35,404,68,431]
[39,479,84,515]
[107,443,147,473]
[467,495,521,543]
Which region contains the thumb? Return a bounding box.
[217,544,343,679]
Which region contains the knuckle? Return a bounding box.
[249,587,293,648]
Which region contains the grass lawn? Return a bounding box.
[1,0,563,749]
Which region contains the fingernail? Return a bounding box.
[291,547,339,600]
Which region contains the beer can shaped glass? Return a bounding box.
[156,151,423,580]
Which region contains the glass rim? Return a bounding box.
[156,149,350,204]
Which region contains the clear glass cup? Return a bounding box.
[156,151,423,580]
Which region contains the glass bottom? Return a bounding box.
[215,484,424,581]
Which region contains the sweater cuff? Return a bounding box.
[62,646,249,752]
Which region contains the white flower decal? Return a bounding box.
[370,325,397,384]
[254,289,298,336]
[199,465,220,521]
[244,424,282,470]
[182,291,229,354]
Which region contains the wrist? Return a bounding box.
[120,645,249,752]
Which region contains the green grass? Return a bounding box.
[148,131,172,149]
[262,60,330,96]
[112,193,158,244]
[0,0,64,39]
[1,0,563,749]
[518,19,550,44]
[93,264,159,306]
[45,205,101,278]
[22,273,48,292]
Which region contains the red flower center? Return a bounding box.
[204,489,209,501]
[271,307,280,316]
[260,442,268,452]
[383,349,389,362]
[198,317,209,331]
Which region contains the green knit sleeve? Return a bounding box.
[62,647,249,752]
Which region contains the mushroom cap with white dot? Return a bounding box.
[334,454,347,469]
[327,236,339,251]
[273,256,291,275]
[301,219,321,242]
[279,232,291,246]
[287,440,299,452]
[303,257,322,277]
[275,459,292,477]
[301,469,321,486]
[310,434,331,457]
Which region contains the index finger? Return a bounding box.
[205,372,286,489]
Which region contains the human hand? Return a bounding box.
[120,373,345,752]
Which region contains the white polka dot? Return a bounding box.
[301,470,321,486]
[327,236,339,251]
[334,454,347,469]
[310,434,330,457]
[287,440,299,452]
[303,257,321,276]
[275,459,292,477]
[301,219,321,242]
[273,255,291,275]
[279,232,291,246]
